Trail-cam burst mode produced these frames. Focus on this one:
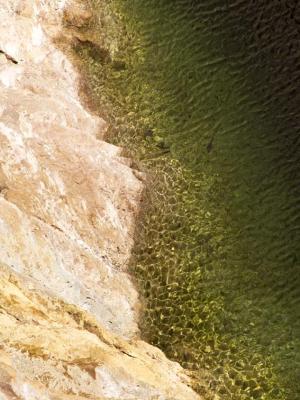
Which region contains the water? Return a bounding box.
[74,0,300,398]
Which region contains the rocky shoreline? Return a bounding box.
[0,1,200,399]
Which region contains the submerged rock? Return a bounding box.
[0,0,200,399]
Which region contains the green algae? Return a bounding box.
[72,1,300,399]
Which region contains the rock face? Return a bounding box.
[0,1,200,399]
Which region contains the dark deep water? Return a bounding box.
[78,0,300,398]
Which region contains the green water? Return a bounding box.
[74,0,300,398]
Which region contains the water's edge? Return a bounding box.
[69,1,300,399]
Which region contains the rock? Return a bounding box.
[15,0,34,18]
[112,59,127,71]
[144,128,154,138]
[64,1,93,28]
[0,0,201,399]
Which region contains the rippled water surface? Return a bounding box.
[75,0,300,398]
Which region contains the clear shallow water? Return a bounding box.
[75,0,300,398]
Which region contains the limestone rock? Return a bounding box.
[63,0,93,28]
[0,0,200,399]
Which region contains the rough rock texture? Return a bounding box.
[0,1,200,399]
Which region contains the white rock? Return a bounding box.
[0,1,201,399]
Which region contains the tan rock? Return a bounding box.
[63,1,93,28]
[0,0,201,399]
